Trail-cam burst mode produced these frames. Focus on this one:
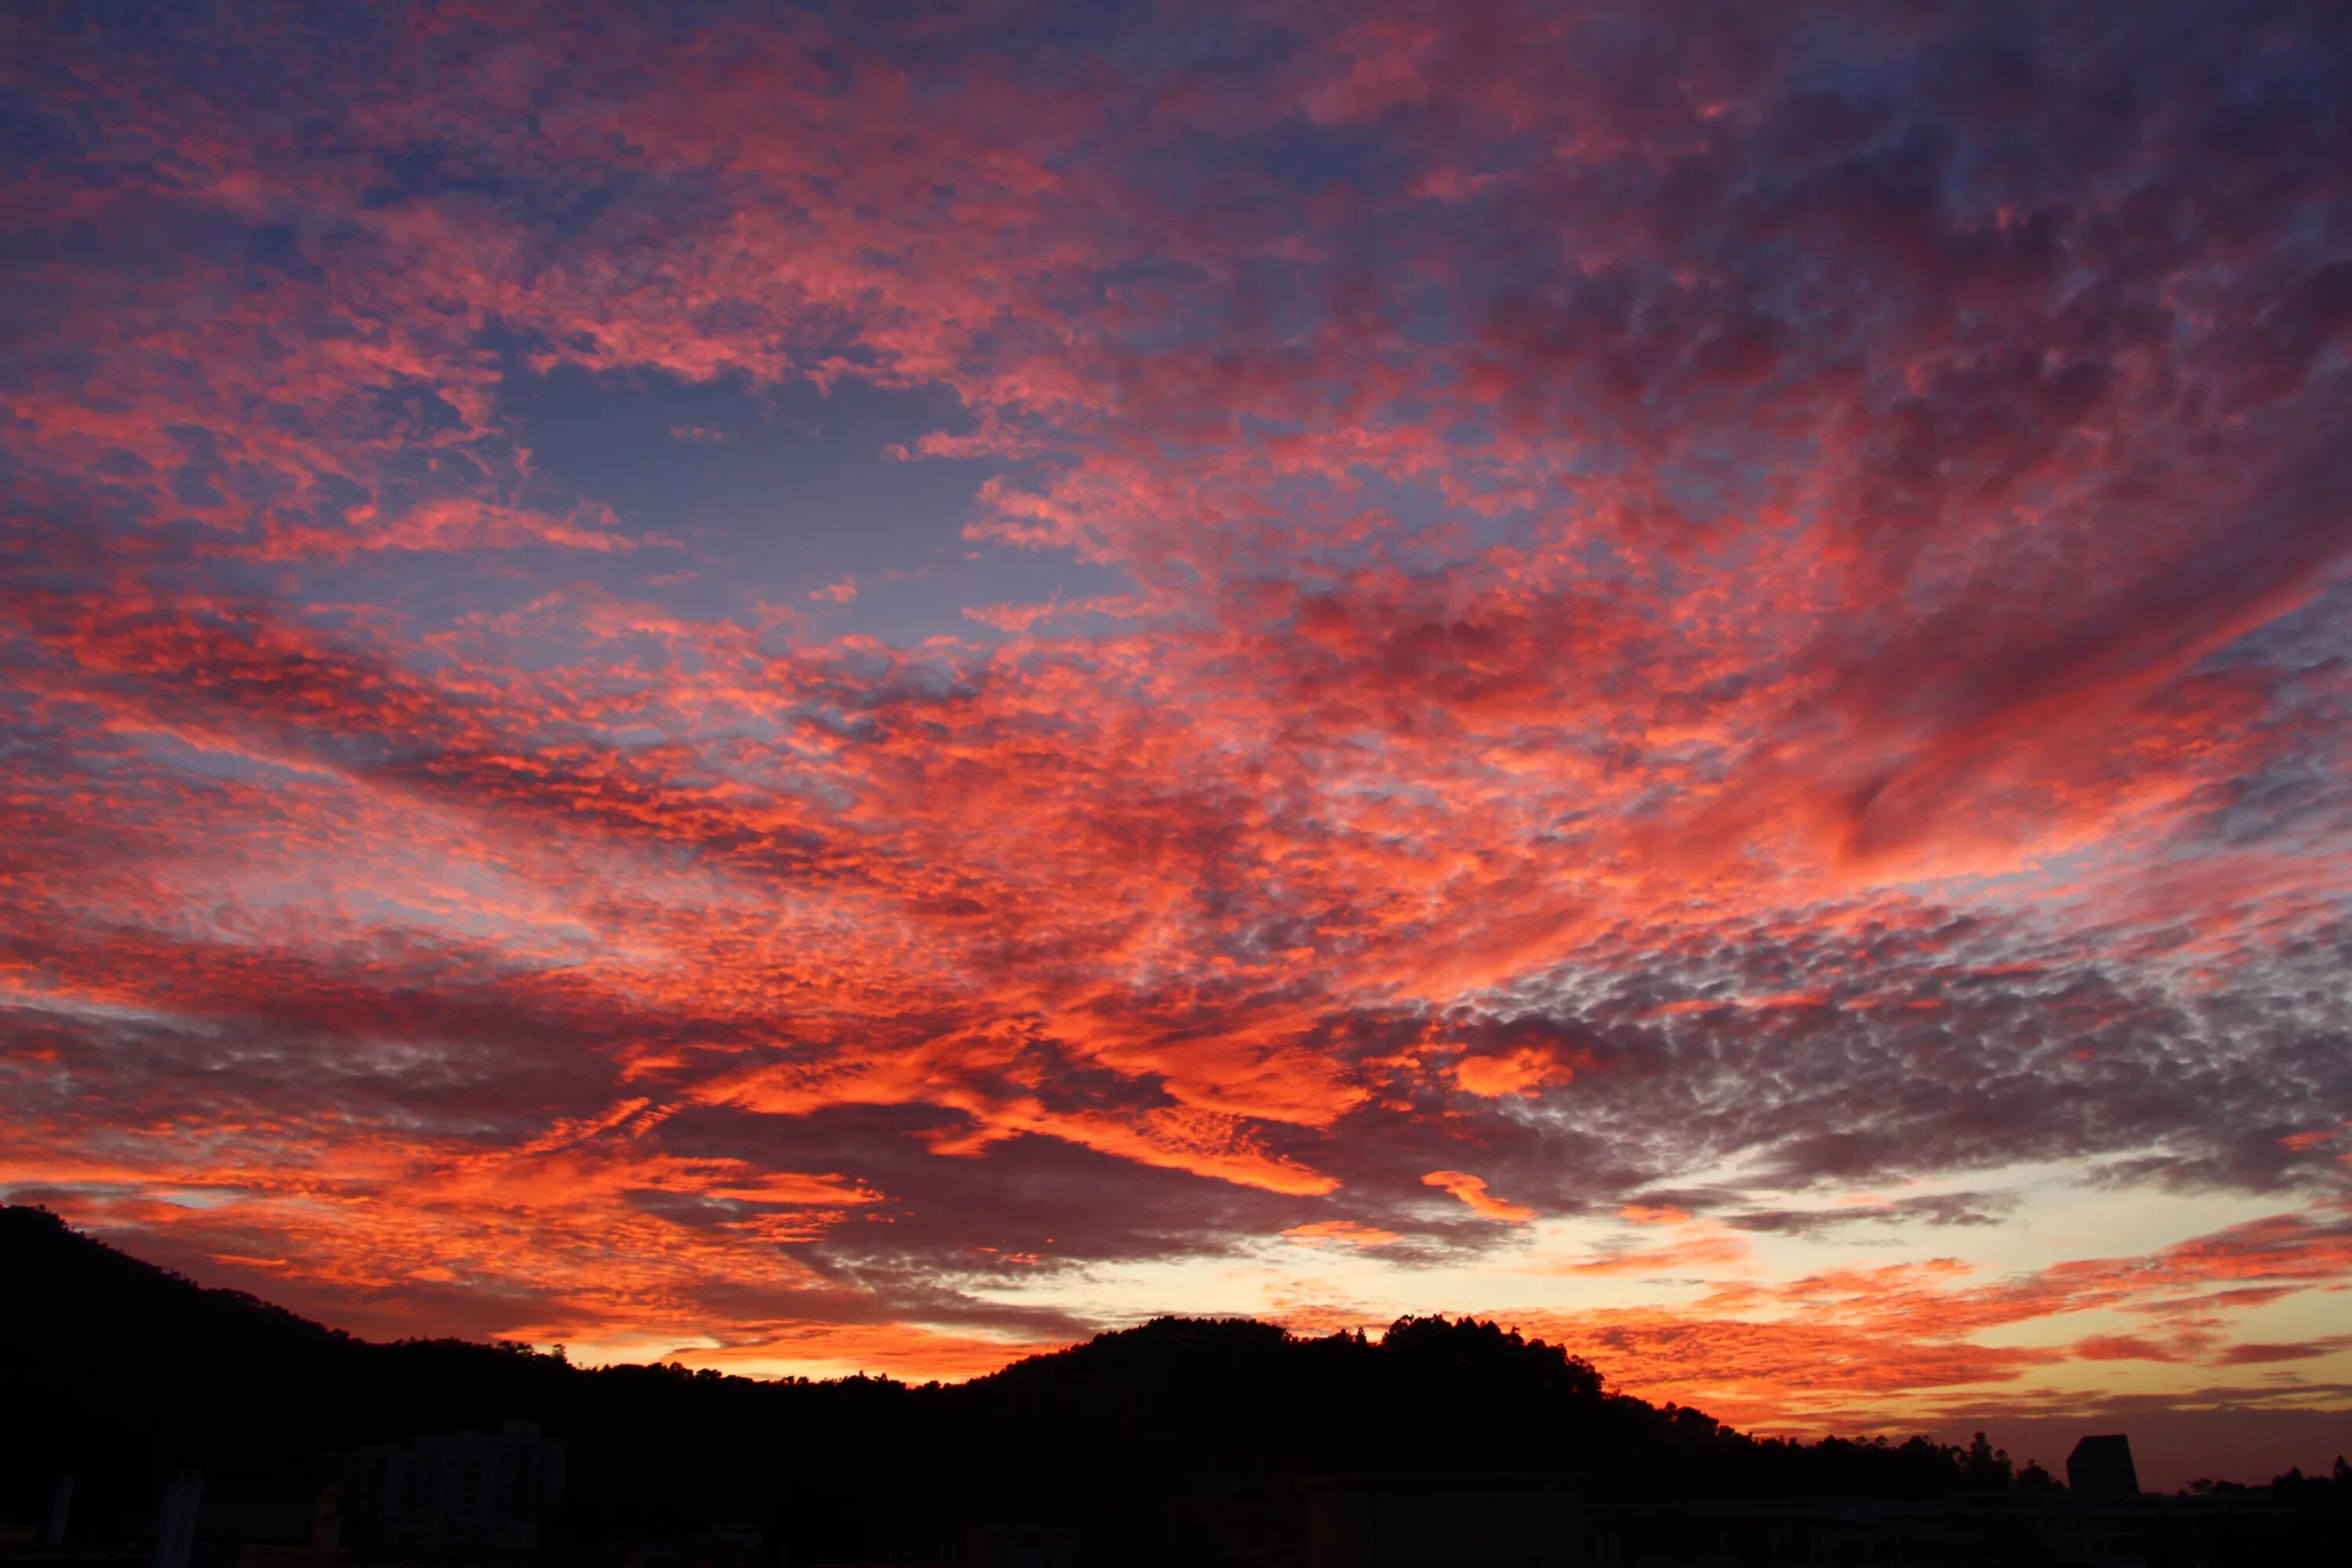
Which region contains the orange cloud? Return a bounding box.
[1454,1044,1576,1098]
[1423,1171,1537,1223]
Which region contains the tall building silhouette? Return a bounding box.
[2066,1434,2140,1500]
[331,1421,565,1551]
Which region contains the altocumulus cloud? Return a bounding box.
[2,0,2350,1468]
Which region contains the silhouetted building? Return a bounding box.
[330,1421,564,1552]
[2067,1433,2140,1500]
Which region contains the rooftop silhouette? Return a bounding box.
[2067,1434,2143,1501]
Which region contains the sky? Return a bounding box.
[5,0,2351,1489]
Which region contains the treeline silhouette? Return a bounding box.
[0,1205,2326,1565]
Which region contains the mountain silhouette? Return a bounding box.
[14,1204,2328,1565]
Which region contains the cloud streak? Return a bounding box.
[3,0,2350,1475]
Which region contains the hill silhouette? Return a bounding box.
[0,1205,2198,1563]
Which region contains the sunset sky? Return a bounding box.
[6,1,2352,1488]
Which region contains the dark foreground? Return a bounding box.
[3,1207,2343,1566]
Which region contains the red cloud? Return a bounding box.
[2,0,2348,1443]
